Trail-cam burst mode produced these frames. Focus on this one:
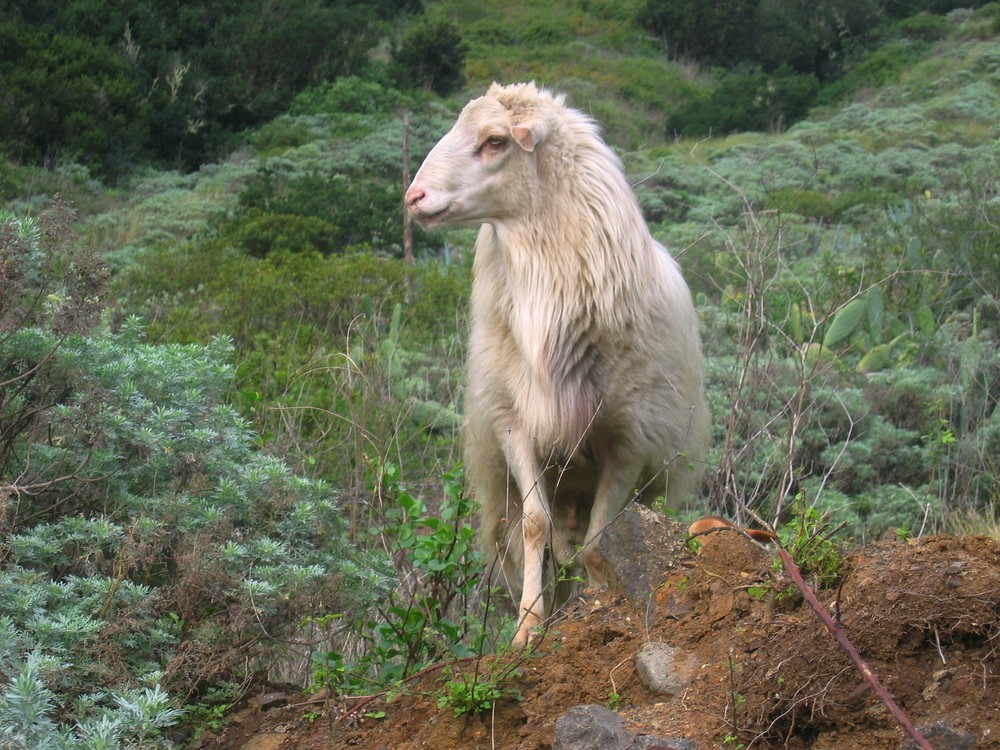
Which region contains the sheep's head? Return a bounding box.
[405,84,552,230]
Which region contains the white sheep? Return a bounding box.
[405,82,710,646]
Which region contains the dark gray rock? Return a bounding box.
[599,505,690,606]
[902,721,975,749]
[554,704,629,750]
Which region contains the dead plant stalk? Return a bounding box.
[777,548,932,750]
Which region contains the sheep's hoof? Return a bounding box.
[513,612,543,648]
[512,627,540,648]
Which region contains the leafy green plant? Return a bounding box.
[303,614,349,698]
[363,462,487,678]
[303,461,506,700]
[777,499,844,592]
[723,655,747,749]
[435,667,516,717]
[184,682,241,740]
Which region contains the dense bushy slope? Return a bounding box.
[1,2,999,747]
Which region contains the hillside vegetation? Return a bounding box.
[1,1,999,747]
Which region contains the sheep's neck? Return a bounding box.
[498,200,646,335]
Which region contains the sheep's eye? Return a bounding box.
[478,135,508,154]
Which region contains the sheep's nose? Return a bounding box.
[404,185,425,211]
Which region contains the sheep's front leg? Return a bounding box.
[504,429,550,647]
[516,483,549,646]
[581,459,642,590]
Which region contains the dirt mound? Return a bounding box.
[194,533,1000,749]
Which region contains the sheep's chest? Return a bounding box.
[472,224,609,459]
[504,309,604,460]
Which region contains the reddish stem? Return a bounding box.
[777,549,932,750]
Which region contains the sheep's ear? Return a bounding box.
[511,120,547,152]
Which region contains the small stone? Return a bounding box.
[252,692,289,711]
[634,642,699,697]
[519,722,539,737]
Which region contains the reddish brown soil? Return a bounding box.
[193,533,1000,749]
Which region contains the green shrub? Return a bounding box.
[309,462,505,697]
[235,168,414,255]
[1,2,412,174]
[290,77,403,117]
[699,165,999,540]
[0,201,108,336]
[0,651,184,750]
[133,247,467,350]
[0,21,148,177]
[764,188,840,221]
[1,207,392,746]
[855,484,942,540]
[1,316,392,703]
[119,240,469,491]
[250,119,316,155]
[226,210,340,257]
[668,67,820,136]
[640,0,883,78]
[435,664,520,717]
[391,19,469,95]
[818,40,927,106]
[763,186,905,222]
[778,500,844,590]
[896,12,951,41]
[639,0,758,67]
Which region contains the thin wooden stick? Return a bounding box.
[777,549,932,750]
[334,656,470,723]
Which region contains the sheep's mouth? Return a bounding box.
[413,203,454,228]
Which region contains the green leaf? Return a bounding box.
[857,344,893,374]
[803,342,831,369]
[849,329,873,353]
[823,298,866,348]
[866,287,885,342]
[914,307,937,336]
[789,302,804,344]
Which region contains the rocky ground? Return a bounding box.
[192,510,1000,749]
